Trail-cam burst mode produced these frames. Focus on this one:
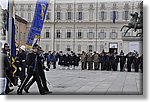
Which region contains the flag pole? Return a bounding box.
[8,0,13,54]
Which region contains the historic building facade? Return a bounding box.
[15,0,142,54]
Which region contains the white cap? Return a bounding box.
[20,45,26,51]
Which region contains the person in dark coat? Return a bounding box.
[105,53,111,71]
[119,50,126,71]
[63,53,71,69]
[58,51,64,69]
[23,46,52,94]
[138,54,143,73]
[17,44,45,95]
[99,52,106,70]
[72,53,80,69]
[110,53,119,71]
[51,51,58,69]
[133,56,139,72]
[126,52,134,72]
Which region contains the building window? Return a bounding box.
[20,4,24,10]
[124,11,129,20]
[67,12,72,20]
[78,45,81,52]
[46,12,50,20]
[98,30,106,39]
[46,31,50,38]
[99,11,107,20]
[56,30,61,39]
[28,12,31,21]
[77,31,82,39]
[110,30,118,39]
[88,45,93,52]
[89,11,93,21]
[67,32,71,39]
[28,4,31,10]
[87,29,94,39]
[110,11,118,20]
[57,12,61,20]
[78,12,82,20]
[101,3,105,10]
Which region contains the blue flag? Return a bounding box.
[6,16,16,57]
[26,0,48,46]
[113,11,116,23]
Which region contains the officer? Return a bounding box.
[126,52,133,72]
[93,51,100,70]
[87,52,93,70]
[80,51,87,70]
[119,50,126,71]
[17,45,26,84]
[23,46,52,94]
[17,44,45,95]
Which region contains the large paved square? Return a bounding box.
[8,68,142,95]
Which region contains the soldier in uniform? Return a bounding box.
[80,51,87,70]
[23,46,52,94]
[17,44,45,95]
[126,52,134,72]
[99,52,106,70]
[87,52,93,70]
[119,50,126,71]
[17,45,26,84]
[58,51,64,69]
[93,52,100,70]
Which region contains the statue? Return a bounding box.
[120,12,143,37]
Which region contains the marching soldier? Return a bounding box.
[80,51,87,70]
[17,45,26,84]
[23,46,52,94]
[17,44,45,95]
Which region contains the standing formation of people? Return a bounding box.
[80,50,143,72]
[0,42,143,95]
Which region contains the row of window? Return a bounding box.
[45,31,118,39]
[21,11,130,21]
[48,11,130,21]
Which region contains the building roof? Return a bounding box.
[15,15,27,24]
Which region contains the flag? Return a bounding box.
[113,11,116,23]
[26,0,48,46]
[6,0,17,77]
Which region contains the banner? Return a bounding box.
[113,11,116,23]
[26,0,48,46]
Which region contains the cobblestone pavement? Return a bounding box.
[7,66,142,95]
